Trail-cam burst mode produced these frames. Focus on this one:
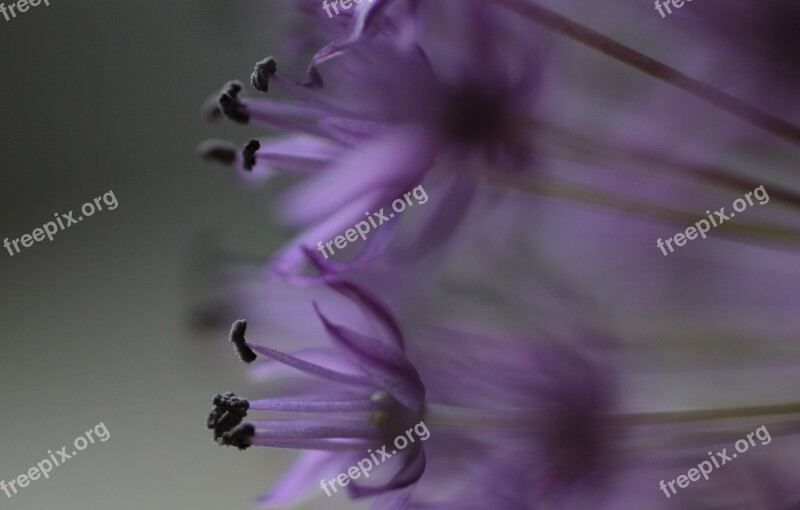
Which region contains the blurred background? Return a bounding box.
[0,1,299,508]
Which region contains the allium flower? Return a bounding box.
[207,285,427,506]
[302,0,420,85]
[207,276,627,508]
[200,0,548,278]
[405,327,621,508]
[196,2,800,509]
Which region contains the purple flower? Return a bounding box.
[199,0,548,278]
[207,275,626,508]
[404,327,621,508]
[207,283,427,505]
[304,0,419,85]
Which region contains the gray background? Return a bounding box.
[0,1,300,508]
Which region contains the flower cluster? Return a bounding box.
[198,0,800,508]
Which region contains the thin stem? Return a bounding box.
[492,0,800,147]
[614,401,800,426]
[616,418,800,455]
[534,119,800,212]
[490,172,800,249]
[425,403,539,432]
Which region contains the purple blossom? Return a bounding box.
[199,0,547,278]
[206,274,629,508]
[207,281,426,505]
[196,1,800,509]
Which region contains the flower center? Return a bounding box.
[439,83,512,145]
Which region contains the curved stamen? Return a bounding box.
[228,320,373,386]
[247,342,375,386]
[230,320,257,363]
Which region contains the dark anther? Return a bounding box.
[250,57,278,93]
[207,406,224,430]
[242,140,261,171]
[218,81,250,124]
[213,391,250,416]
[230,320,257,363]
[212,411,245,440]
[218,423,255,450]
[207,392,250,440]
[197,140,238,165]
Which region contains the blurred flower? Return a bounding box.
[199,0,548,278]
[207,276,629,508]
[196,1,800,509]
[208,281,426,506]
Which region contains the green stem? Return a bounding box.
[425,404,538,432]
[535,119,800,212]
[490,172,800,249]
[492,0,800,147]
[614,401,800,426]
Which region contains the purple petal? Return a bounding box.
[269,191,385,279]
[314,304,425,412]
[322,277,405,350]
[400,172,477,258]
[279,129,436,228]
[348,446,427,498]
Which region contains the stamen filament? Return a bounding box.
[250,424,379,439]
[246,342,374,387]
[248,437,373,450]
[249,398,391,413]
